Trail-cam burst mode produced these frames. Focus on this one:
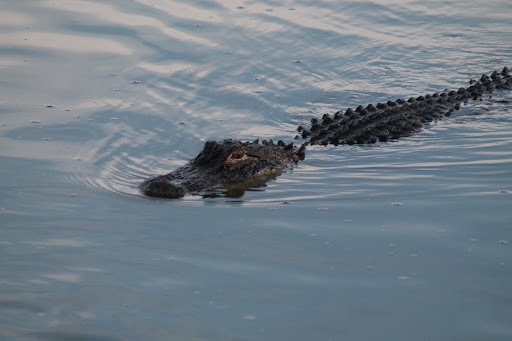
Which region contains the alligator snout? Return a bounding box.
[139,175,186,199]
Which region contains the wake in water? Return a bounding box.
[138,67,511,199]
[58,67,512,200]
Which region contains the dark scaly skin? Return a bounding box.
[298,67,512,146]
[141,67,510,199]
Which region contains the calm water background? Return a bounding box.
[1,0,511,340]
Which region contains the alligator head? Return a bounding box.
[140,139,306,199]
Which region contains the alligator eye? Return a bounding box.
[230,148,246,159]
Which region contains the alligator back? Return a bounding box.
[298,67,511,146]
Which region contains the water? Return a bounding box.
[1,0,511,340]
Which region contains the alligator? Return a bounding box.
[140,67,511,199]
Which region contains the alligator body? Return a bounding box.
[141,67,511,199]
[299,67,512,146]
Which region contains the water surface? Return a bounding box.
[1,1,511,340]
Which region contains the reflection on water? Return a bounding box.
[1,31,133,55]
[1,0,512,340]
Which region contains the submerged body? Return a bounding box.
[141,67,511,199]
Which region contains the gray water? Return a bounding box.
[1,1,512,340]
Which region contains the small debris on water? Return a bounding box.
[130,80,141,84]
[30,120,40,123]
[344,219,352,223]
[46,105,55,108]
[397,276,409,280]
[252,90,264,93]
[112,88,120,91]
[110,117,119,120]
[244,315,256,321]
[69,193,78,197]
[392,202,402,206]
[499,189,510,194]
[318,207,328,211]
[498,240,509,244]
[293,60,302,63]
[43,137,51,141]
[177,121,186,125]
